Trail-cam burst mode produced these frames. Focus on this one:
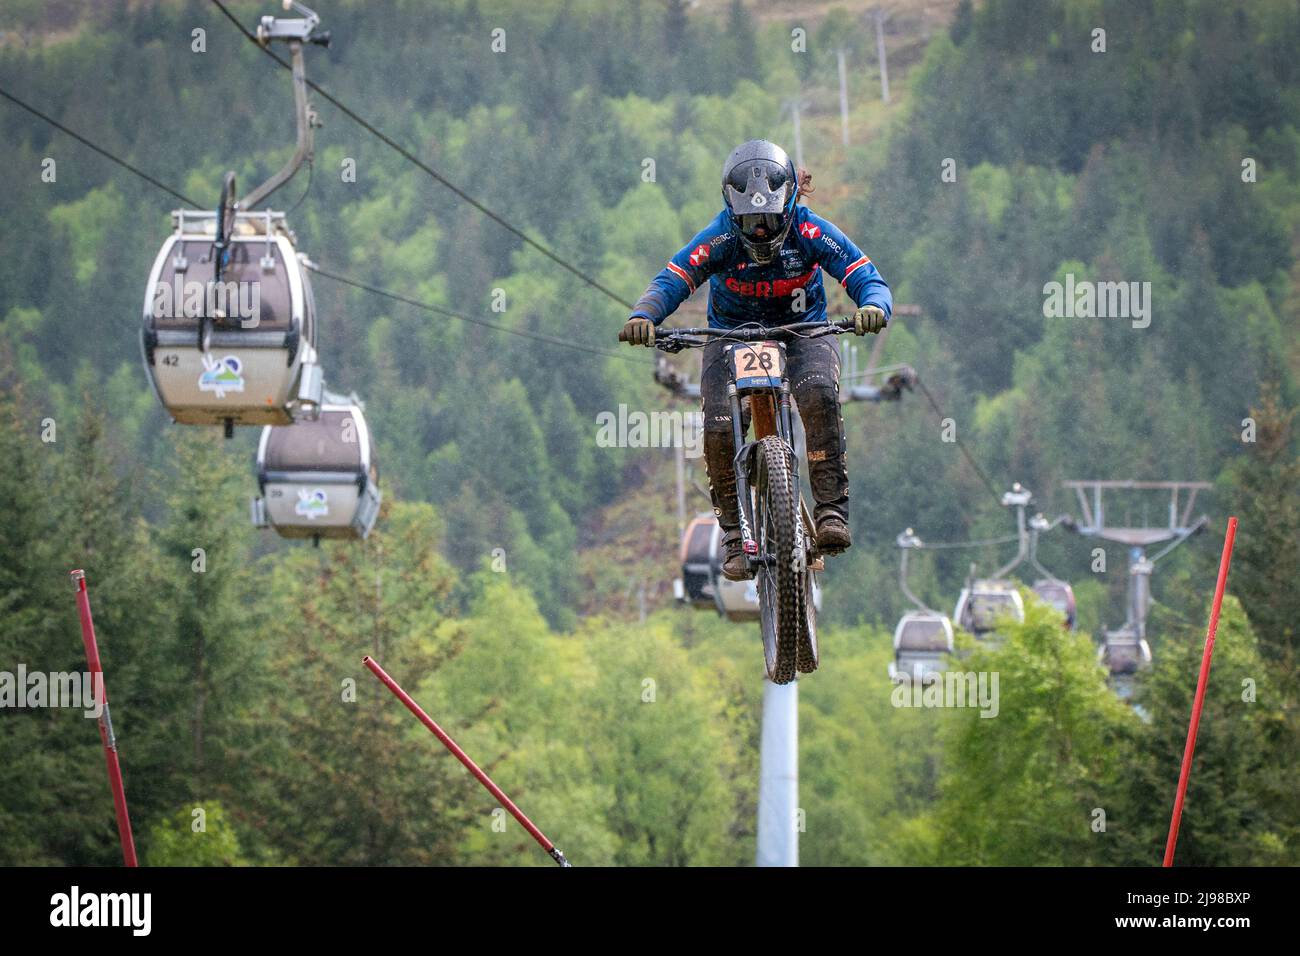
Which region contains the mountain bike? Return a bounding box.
[621,317,861,683]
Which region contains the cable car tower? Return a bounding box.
[1063,479,1210,698]
[892,482,1076,681]
[140,2,331,437]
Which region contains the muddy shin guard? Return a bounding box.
[704,428,742,529]
[797,384,849,519]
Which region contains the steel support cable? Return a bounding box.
[208,0,637,313]
[307,263,645,364]
[912,532,1020,551]
[0,87,201,207]
[914,378,1005,506]
[0,86,645,366]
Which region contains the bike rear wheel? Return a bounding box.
[752,435,803,685]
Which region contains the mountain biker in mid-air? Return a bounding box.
[621,139,892,581]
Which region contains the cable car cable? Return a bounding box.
[306,263,646,364]
[0,87,201,208]
[5,70,1005,486]
[911,532,1019,551]
[914,378,1005,507]
[0,88,648,368]
[208,0,637,313]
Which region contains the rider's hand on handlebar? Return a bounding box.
[621,316,656,346]
[852,305,888,335]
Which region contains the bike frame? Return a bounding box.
[633,318,858,572]
[629,317,865,679]
[725,342,802,573]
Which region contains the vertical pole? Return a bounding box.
[1124,547,1138,629]
[836,48,851,146]
[874,8,890,104]
[675,437,687,539]
[1163,517,1237,867]
[756,678,798,867]
[1131,551,1152,640]
[1016,500,1027,564]
[70,569,138,867]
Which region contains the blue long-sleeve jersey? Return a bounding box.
[631,205,891,328]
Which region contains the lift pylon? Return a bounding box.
[1063,480,1210,641]
[1063,480,1210,696]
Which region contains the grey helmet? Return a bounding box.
[721,140,799,265]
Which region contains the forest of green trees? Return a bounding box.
[0,0,1296,865]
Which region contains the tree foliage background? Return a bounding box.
[0,0,1296,865]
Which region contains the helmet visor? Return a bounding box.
[736,213,786,239]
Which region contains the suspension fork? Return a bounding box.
[777,381,811,569]
[778,382,798,485]
[728,382,758,559]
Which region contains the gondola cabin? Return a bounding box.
[672,513,818,622]
[677,514,717,610]
[251,398,381,540]
[889,611,954,684]
[715,570,764,622]
[141,208,322,432]
[1032,579,1077,629]
[953,580,1024,638]
[1099,626,1151,700]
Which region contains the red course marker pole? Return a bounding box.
[362,655,571,866]
[71,569,138,867]
[1162,516,1238,867]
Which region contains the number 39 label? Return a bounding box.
[732,342,784,389]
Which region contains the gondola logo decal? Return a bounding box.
[295,488,329,519]
[198,354,245,398]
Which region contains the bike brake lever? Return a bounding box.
[664,335,711,351]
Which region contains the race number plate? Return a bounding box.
[731,342,784,390]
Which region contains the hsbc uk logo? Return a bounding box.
[688,244,710,267]
[799,222,821,239]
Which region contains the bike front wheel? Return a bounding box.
[752,435,804,685]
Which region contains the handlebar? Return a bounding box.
[619,317,867,351]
